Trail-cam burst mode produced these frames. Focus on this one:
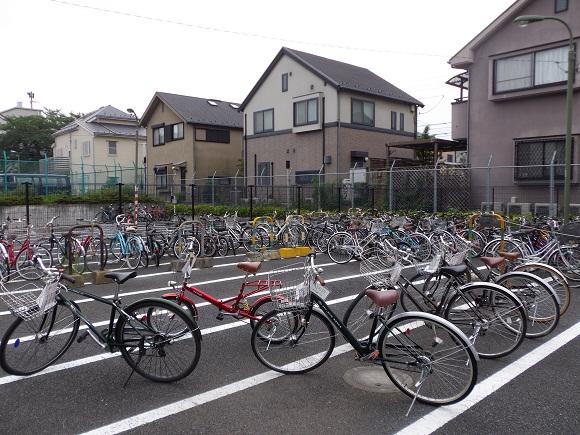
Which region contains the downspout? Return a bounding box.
[336,86,341,183]
[321,96,326,183]
[244,114,248,180]
[466,66,471,164]
[414,105,418,139]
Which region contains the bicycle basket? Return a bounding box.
[389,216,406,229]
[558,222,580,245]
[418,254,442,275]
[224,215,237,229]
[360,248,402,289]
[267,263,311,311]
[431,218,448,232]
[444,238,470,266]
[0,275,60,321]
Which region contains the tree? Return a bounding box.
[0,109,75,159]
[416,125,436,165]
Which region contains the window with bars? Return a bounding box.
[514,138,571,181]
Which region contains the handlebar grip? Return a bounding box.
[61,274,76,284]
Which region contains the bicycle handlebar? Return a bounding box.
[33,255,76,283]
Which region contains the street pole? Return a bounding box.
[389,160,397,212]
[486,154,493,212]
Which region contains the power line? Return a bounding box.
[47,0,467,59]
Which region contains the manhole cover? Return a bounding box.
[343,366,410,394]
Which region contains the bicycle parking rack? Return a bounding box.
[170,220,214,270]
[64,223,107,286]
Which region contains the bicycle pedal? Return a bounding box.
[216,313,224,321]
[76,331,89,343]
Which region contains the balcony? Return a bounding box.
[451,100,468,141]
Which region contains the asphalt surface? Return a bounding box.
[0,252,579,435]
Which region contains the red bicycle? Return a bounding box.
[0,222,52,281]
[162,261,276,327]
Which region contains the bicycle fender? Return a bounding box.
[513,262,569,285]
[161,292,195,307]
[253,295,274,306]
[458,281,526,307]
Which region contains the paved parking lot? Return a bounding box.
[1,253,579,434]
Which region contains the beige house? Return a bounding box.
[140,92,242,196]
[240,47,424,185]
[52,106,146,188]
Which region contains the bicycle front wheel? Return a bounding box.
[444,283,526,359]
[15,245,53,280]
[251,309,335,374]
[0,298,80,375]
[327,232,355,264]
[379,312,478,406]
[115,299,201,382]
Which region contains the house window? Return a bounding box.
[352,99,374,126]
[514,138,570,180]
[295,170,317,185]
[294,98,319,126]
[205,129,230,143]
[494,45,569,93]
[555,0,568,12]
[172,123,184,140]
[107,141,117,155]
[257,161,272,185]
[390,111,397,130]
[399,113,405,131]
[82,141,90,157]
[154,166,168,188]
[282,73,288,92]
[153,126,165,146]
[254,109,274,134]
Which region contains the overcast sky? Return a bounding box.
[2,0,515,138]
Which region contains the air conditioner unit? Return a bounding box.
[480,202,505,213]
[534,203,557,217]
[569,204,580,216]
[506,202,531,215]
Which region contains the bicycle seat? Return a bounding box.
[498,251,520,261]
[480,257,504,269]
[237,262,261,274]
[365,289,399,307]
[104,271,137,284]
[439,264,469,276]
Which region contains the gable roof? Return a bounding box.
[140,92,243,129]
[53,105,145,138]
[449,0,528,67]
[240,47,423,110]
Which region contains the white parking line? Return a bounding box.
[394,320,580,435]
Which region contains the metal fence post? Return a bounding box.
[286,169,290,211]
[24,182,30,225]
[297,185,301,215]
[190,184,195,219]
[234,169,239,206]
[211,170,216,207]
[486,154,493,211]
[370,187,375,210]
[81,158,85,194]
[249,185,254,220]
[317,164,324,211]
[117,182,124,215]
[550,151,557,217]
[3,150,7,192]
[44,153,49,196]
[389,160,397,212]
[337,186,341,212]
[433,159,441,213]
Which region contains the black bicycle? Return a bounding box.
[0,258,201,383]
[251,254,478,410]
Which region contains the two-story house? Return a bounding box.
[140,92,242,196]
[448,0,579,211]
[239,47,423,186]
[52,105,146,187]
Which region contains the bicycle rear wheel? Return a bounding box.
[514,262,570,316]
[115,299,201,382]
[379,312,478,406]
[327,232,355,264]
[251,309,335,374]
[444,283,526,359]
[0,298,80,375]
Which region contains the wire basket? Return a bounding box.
[431,218,448,232]
[444,238,471,266]
[389,216,406,229]
[267,263,311,311]
[0,273,60,321]
[225,215,238,229]
[360,248,402,289]
[417,254,442,275]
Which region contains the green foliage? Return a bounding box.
[0,109,76,159]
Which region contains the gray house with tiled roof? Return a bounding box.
[140,92,242,194]
[240,47,424,185]
[52,105,146,186]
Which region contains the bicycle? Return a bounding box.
[251,253,478,413]
[162,254,277,328]
[38,216,87,274]
[347,245,529,359]
[109,215,145,269]
[0,257,201,382]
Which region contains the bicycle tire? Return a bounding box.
[85,238,108,272]
[513,262,571,316]
[160,295,199,323]
[548,246,580,282]
[443,282,527,359]
[125,237,143,270]
[248,297,277,329]
[251,308,335,374]
[327,232,355,264]
[495,272,560,338]
[115,299,201,382]
[379,311,478,405]
[0,298,80,375]
[217,236,230,257]
[15,245,53,280]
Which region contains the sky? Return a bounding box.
[1,0,516,138]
